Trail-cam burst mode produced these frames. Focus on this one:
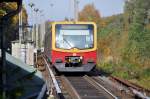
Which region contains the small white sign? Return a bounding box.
[60,30,90,35]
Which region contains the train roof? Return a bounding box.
[51,21,97,26]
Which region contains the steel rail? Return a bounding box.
[84,75,118,99]
[60,76,82,99]
[43,58,64,99]
[131,89,150,99]
[110,76,150,92]
[110,76,150,99]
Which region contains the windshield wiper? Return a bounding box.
[63,38,73,48]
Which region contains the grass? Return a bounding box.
[97,61,150,89]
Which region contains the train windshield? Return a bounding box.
[55,24,94,50]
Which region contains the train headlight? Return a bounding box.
[78,59,80,62]
[69,58,71,62]
[80,56,83,60]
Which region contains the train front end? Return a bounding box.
[51,22,97,72]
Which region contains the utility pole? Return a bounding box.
[38,10,43,49]
[33,8,39,63]
[19,7,22,48]
[19,8,26,63]
[74,0,78,21]
[34,8,39,49]
[28,3,35,42]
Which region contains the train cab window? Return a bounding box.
[55,24,94,50]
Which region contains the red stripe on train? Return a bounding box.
[51,50,97,64]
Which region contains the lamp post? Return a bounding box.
[28,3,35,42]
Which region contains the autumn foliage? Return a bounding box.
[79,2,150,89]
[79,4,105,29]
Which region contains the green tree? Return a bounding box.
[0,2,28,49]
[124,0,150,66]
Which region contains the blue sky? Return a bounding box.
[23,0,125,24]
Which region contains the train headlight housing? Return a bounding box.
[87,59,94,63]
[55,59,63,63]
[65,56,82,64]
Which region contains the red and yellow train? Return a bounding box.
[44,21,97,72]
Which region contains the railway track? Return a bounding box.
[38,56,149,99]
[55,75,118,99]
[110,76,150,99]
[65,75,117,99]
[41,56,118,99]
